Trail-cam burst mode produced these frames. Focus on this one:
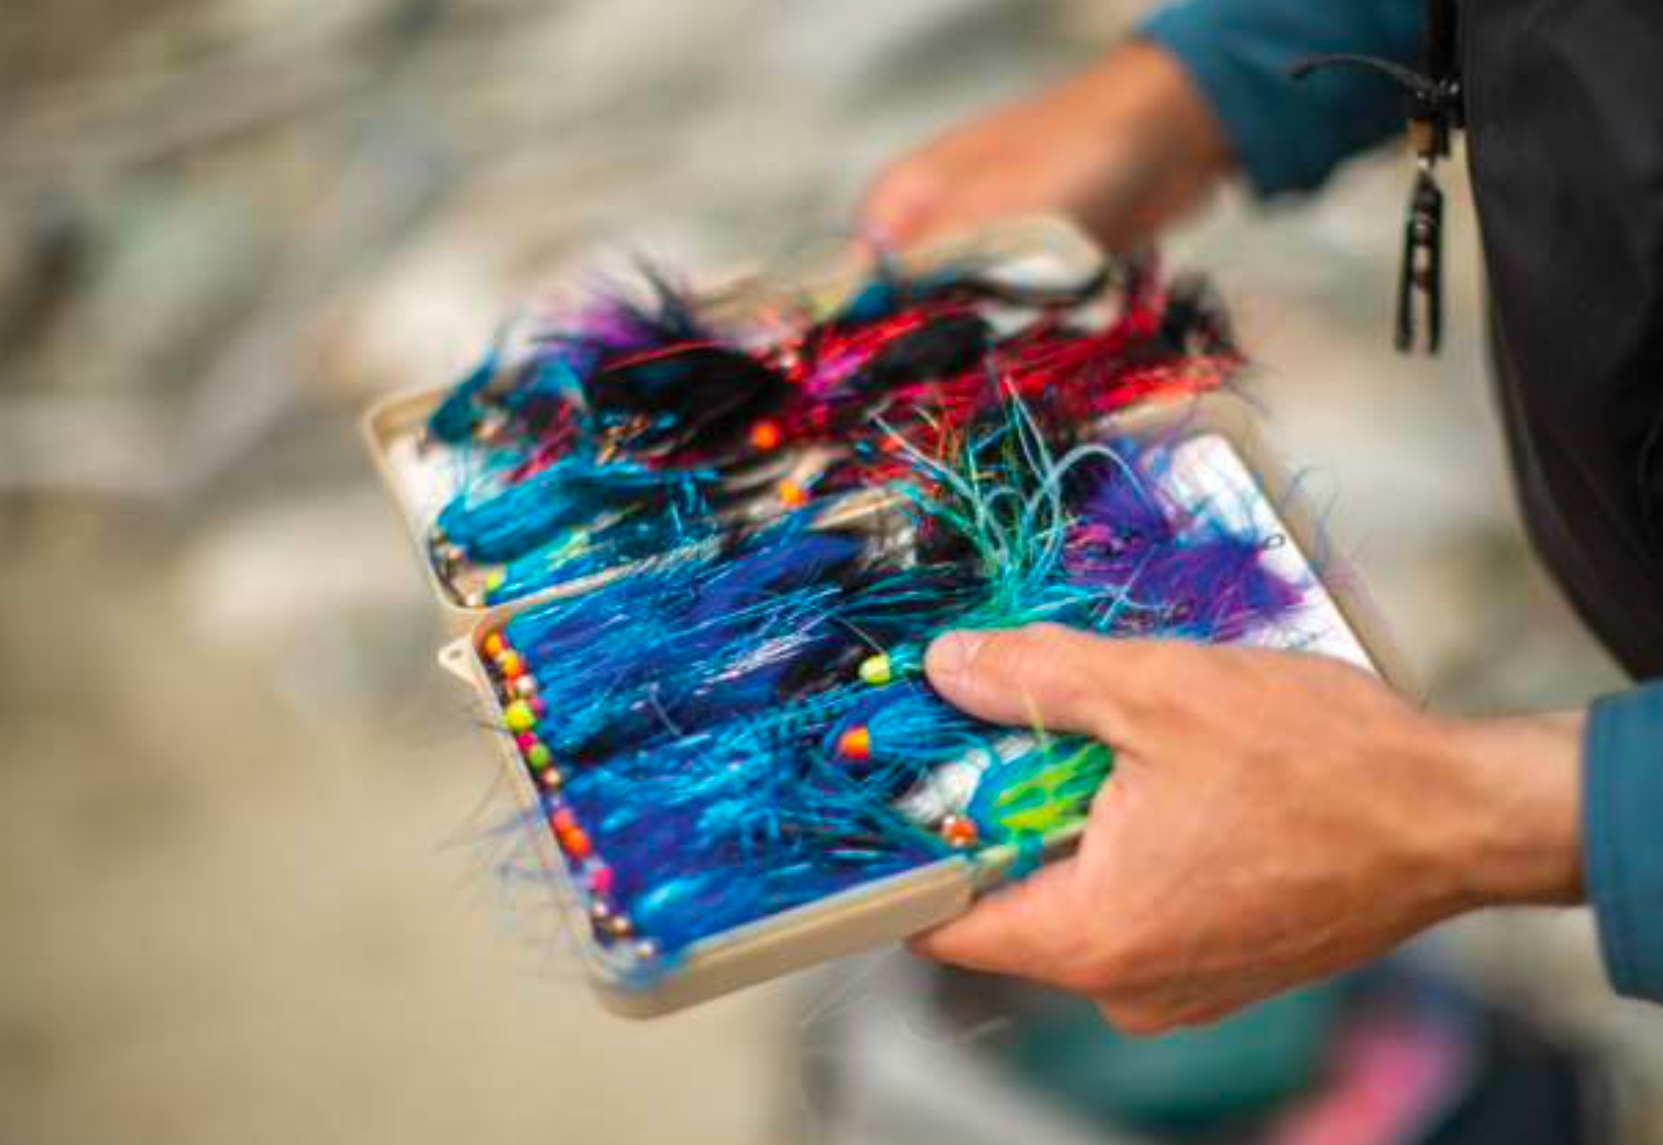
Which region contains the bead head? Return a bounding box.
[836,725,872,763]
[503,699,537,733]
[777,478,807,507]
[941,815,979,849]
[858,653,892,686]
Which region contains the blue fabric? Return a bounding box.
[1139,0,1425,196]
[1584,684,1663,1005]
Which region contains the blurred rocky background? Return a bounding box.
[1,1,1656,1143]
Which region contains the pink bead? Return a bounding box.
[529,697,548,718]
[516,732,538,752]
[587,863,614,896]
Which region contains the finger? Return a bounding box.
[854,205,928,256]
[908,858,1080,983]
[924,624,1158,739]
[857,166,940,251]
[1095,1000,1178,1038]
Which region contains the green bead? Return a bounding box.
[526,743,553,771]
[504,699,536,733]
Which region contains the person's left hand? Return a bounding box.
[912,624,1585,1033]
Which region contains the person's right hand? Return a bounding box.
[910,625,1585,1033]
[859,41,1234,254]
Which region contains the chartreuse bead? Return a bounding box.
[504,699,537,733]
[858,653,892,686]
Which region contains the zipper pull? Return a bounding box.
[1290,34,1462,356]
[1398,162,1444,353]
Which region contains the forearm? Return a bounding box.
[1041,42,1234,247]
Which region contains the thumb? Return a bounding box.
[925,623,1137,739]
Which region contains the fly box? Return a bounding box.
[364,220,1409,1017]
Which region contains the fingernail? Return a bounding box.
[926,629,987,687]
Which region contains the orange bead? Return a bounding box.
[749,420,783,451]
[483,632,505,659]
[561,826,593,861]
[836,725,871,763]
[550,806,576,835]
[941,815,979,848]
[499,651,524,680]
[777,479,807,508]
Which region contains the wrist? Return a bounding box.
[1112,40,1234,182]
[1438,711,1587,909]
[1066,42,1234,246]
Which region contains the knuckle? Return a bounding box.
[1091,946,1141,992]
[867,159,938,214]
[1128,641,1218,716]
[1179,1001,1235,1028]
[976,627,1050,681]
[1056,933,1136,996]
[1023,623,1103,675]
[1096,999,1175,1037]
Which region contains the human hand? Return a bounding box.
[913,624,1585,1033]
[859,42,1233,254]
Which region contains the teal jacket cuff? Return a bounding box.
[1584,683,1663,1005]
[1139,0,1424,196]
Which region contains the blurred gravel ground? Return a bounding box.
[0,2,1654,1143]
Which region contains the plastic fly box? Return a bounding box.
[428,392,1410,1017]
[362,216,1111,633]
[362,218,1410,1015]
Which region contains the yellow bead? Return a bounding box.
[504,699,537,733]
[858,653,892,686]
